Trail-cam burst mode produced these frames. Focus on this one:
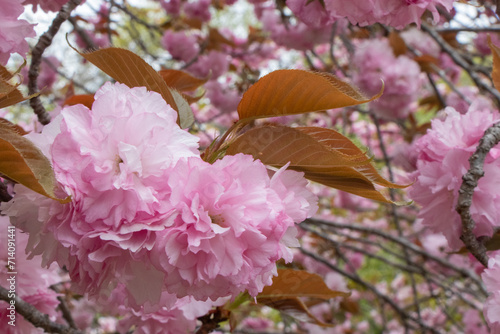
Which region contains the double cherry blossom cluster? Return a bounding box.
[1,82,317,328]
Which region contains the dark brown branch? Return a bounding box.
[456,122,500,267]
[28,0,83,125]
[0,285,82,334]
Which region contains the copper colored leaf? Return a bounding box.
[63,94,95,109]
[297,127,405,189]
[0,118,28,136]
[258,269,350,300]
[414,55,439,73]
[388,31,407,57]
[71,46,194,128]
[0,79,34,109]
[227,124,364,167]
[226,124,404,203]
[207,27,237,50]
[158,69,208,92]
[256,269,349,327]
[237,70,382,120]
[0,122,69,203]
[340,299,360,314]
[489,35,500,91]
[0,64,14,81]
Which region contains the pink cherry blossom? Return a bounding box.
[117,296,217,334]
[324,0,454,29]
[401,28,441,58]
[204,80,241,114]
[184,0,212,22]
[0,216,62,334]
[353,38,422,119]
[482,253,500,331]
[260,7,332,51]
[2,82,200,308]
[150,154,317,300]
[287,0,336,28]
[408,107,500,249]
[0,0,36,65]
[21,56,60,91]
[160,0,181,16]
[474,32,500,56]
[162,30,200,62]
[187,50,229,79]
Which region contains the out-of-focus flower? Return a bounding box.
[260,7,332,51]
[184,0,211,22]
[482,253,500,331]
[353,38,422,120]
[401,28,441,58]
[187,51,229,79]
[162,30,200,62]
[0,0,36,65]
[324,0,454,29]
[0,216,62,334]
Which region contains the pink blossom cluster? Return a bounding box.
[481,253,500,332]
[408,107,500,250]
[21,56,60,92]
[160,0,211,22]
[0,0,36,65]
[161,30,200,62]
[352,38,422,120]
[2,82,317,311]
[187,50,229,79]
[259,6,332,51]
[0,216,62,334]
[290,0,455,29]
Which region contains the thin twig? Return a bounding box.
[303,218,487,294]
[422,22,500,106]
[299,248,442,334]
[0,285,83,334]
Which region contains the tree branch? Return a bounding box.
[0,285,83,334]
[456,122,500,267]
[28,0,83,125]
